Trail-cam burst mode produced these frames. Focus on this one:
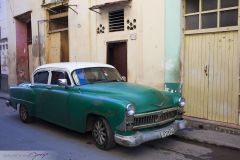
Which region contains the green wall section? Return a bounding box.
[165,0,181,83]
[164,0,181,93]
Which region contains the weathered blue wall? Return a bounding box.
[164,0,182,93]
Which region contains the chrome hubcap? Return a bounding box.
[93,120,107,145]
[20,107,27,120]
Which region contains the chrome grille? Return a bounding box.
[133,108,177,129]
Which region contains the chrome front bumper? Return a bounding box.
[114,120,187,147]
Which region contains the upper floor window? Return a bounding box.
[109,9,124,32]
[185,0,239,30]
[51,71,71,85]
[34,71,49,84]
[48,5,68,32]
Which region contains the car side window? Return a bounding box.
[34,71,49,84]
[51,71,71,85]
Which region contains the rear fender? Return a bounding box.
[9,85,36,116]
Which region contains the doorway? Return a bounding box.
[15,11,31,83]
[48,5,69,63]
[48,31,69,63]
[107,42,127,80]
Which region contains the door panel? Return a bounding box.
[49,33,61,63]
[183,31,239,124]
[48,31,69,63]
[40,70,71,126]
[33,70,70,126]
[107,42,127,79]
[61,31,69,62]
[15,19,30,83]
[40,86,70,126]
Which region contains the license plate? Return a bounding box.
[160,127,175,138]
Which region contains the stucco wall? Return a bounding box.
[165,0,181,83]
[69,0,165,89]
[7,0,45,85]
[164,0,182,93]
[0,0,8,38]
[69,0,92,62]
[7,0,182,91]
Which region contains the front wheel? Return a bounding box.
[92,117,116,150]
[19,105,32,123]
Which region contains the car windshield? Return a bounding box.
[72,67,124,85]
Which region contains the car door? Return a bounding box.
[39,70,71,126]
[32,70,51,118]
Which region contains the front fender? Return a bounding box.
[68,92,128,133]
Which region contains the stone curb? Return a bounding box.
[184,116,240,136]
[174,129,240,151]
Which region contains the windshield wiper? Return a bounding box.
[108,80,125,82]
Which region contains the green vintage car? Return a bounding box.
[8,62,187,150]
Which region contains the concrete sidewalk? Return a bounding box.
[175,128,240,150]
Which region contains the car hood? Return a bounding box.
[78,82,179,113]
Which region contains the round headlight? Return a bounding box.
[126,104,135,116]
[178,97,186,107]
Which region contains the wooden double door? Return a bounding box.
[183,31,239,124]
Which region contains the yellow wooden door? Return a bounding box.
[183,31,239,124]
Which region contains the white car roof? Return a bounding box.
[35,62,115,73]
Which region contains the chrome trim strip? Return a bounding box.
[134,108,177,117]
[132,118,175,129]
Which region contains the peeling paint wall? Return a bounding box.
[164,0,182,93]
[7,0,45,86]
[15,19,29,83]
[165,0,181,83]
[0,0,8,38]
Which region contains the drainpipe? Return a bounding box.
[37,20,48,66]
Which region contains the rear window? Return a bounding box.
[51,71,71,85]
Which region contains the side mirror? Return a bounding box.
[58,79,68,88]
[122,76,127,82]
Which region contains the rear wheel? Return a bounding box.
[92,117,115,150]
[19,105,32,123]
